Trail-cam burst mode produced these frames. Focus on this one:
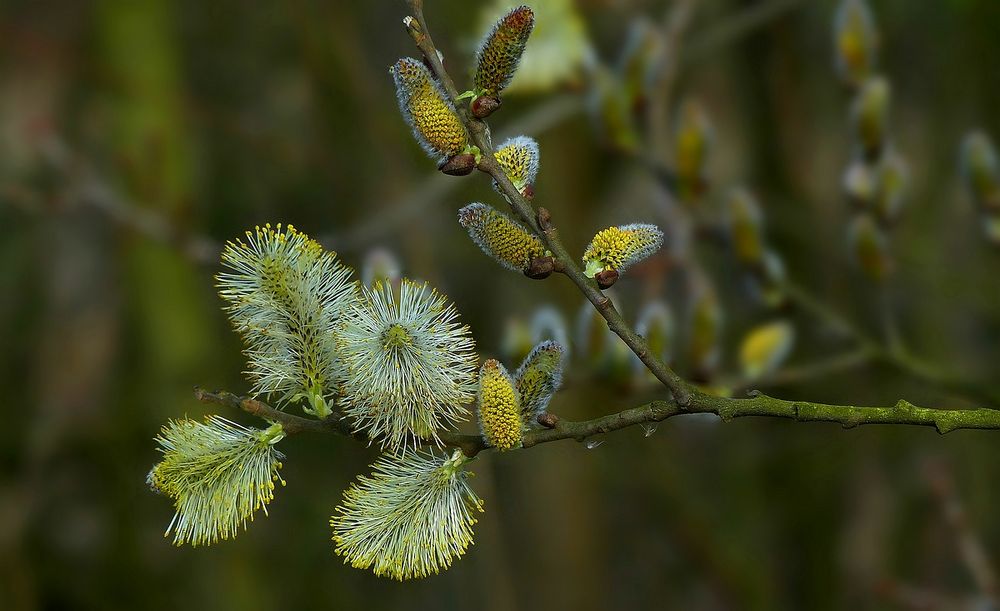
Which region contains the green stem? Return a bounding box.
[197,387,1000,459]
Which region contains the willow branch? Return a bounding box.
[403,0,694,406]
[196,385,1000,459]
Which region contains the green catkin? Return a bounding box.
[148,416,285,547]
[514,341,564,422]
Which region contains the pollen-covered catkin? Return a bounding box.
[337,279,478,453]
[147,417,286,547]
[458,203,546,272]
[216,223,355,417]
[474,5,535,97]
[331,450,483,580]
[391,57,468,160]
[582,223,663,278]
[477,360,523,451]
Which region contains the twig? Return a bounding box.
[197,385,1000,459]
[925,459,999,600]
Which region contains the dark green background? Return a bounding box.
[3,0,1000,609]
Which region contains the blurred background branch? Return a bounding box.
[5,0,1000,609]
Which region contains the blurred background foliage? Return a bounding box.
[3,0,1000,609]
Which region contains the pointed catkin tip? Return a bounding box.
[474,5,535,99]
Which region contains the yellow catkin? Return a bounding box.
[728,189,765,266]
[477,360,522,451]
[739,321,795,380]
[582,223,663,277]
[458,203,546,272]
[493,136,539,194]
[392,58,468,159]
[834,0,877,86]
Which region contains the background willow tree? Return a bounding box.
[4,0,1000,610]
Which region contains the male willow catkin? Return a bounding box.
[477,359,523,451]
[514,341,564,423]
[391,57,469,161]
[458,202,547,273]
[582,223,664,279]
[337,279,478,453]
[331,450,483,580]
[474,5,535,98]
[216,223,355,417]
[148,416,286,547]
[493,135,540,198]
